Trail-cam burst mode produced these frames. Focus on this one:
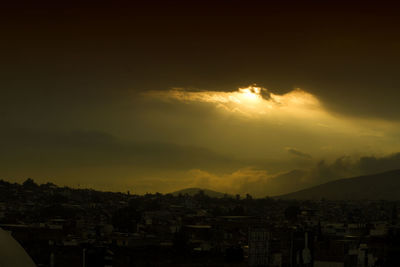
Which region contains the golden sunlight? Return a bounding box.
[237,86,262,102]
[145,85,322,117]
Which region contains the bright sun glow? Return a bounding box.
[237,86,262,102]
[143,84,398,153]
[145,85,322,117]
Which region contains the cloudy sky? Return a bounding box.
[2,1,400,196]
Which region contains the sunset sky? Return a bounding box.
[2,1,400,196]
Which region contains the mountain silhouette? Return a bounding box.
[277,169,400,200]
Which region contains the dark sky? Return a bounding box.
[2,1,400,195]
[3,1,400,117]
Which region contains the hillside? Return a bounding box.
[171,188,229,198]
[277,169,400,200]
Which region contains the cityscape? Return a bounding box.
[2,177,400,266]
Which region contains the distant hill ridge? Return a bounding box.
[171,188,229,198]
[277,169,400,200]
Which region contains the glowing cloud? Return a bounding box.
[143,85,400,156]
[145,85,322,117]
[186,167,272,196]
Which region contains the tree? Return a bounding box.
[22,178,38,189]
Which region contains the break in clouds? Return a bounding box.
[2,85,400,196]
[143,85,400,157]
[136,85,400,196]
